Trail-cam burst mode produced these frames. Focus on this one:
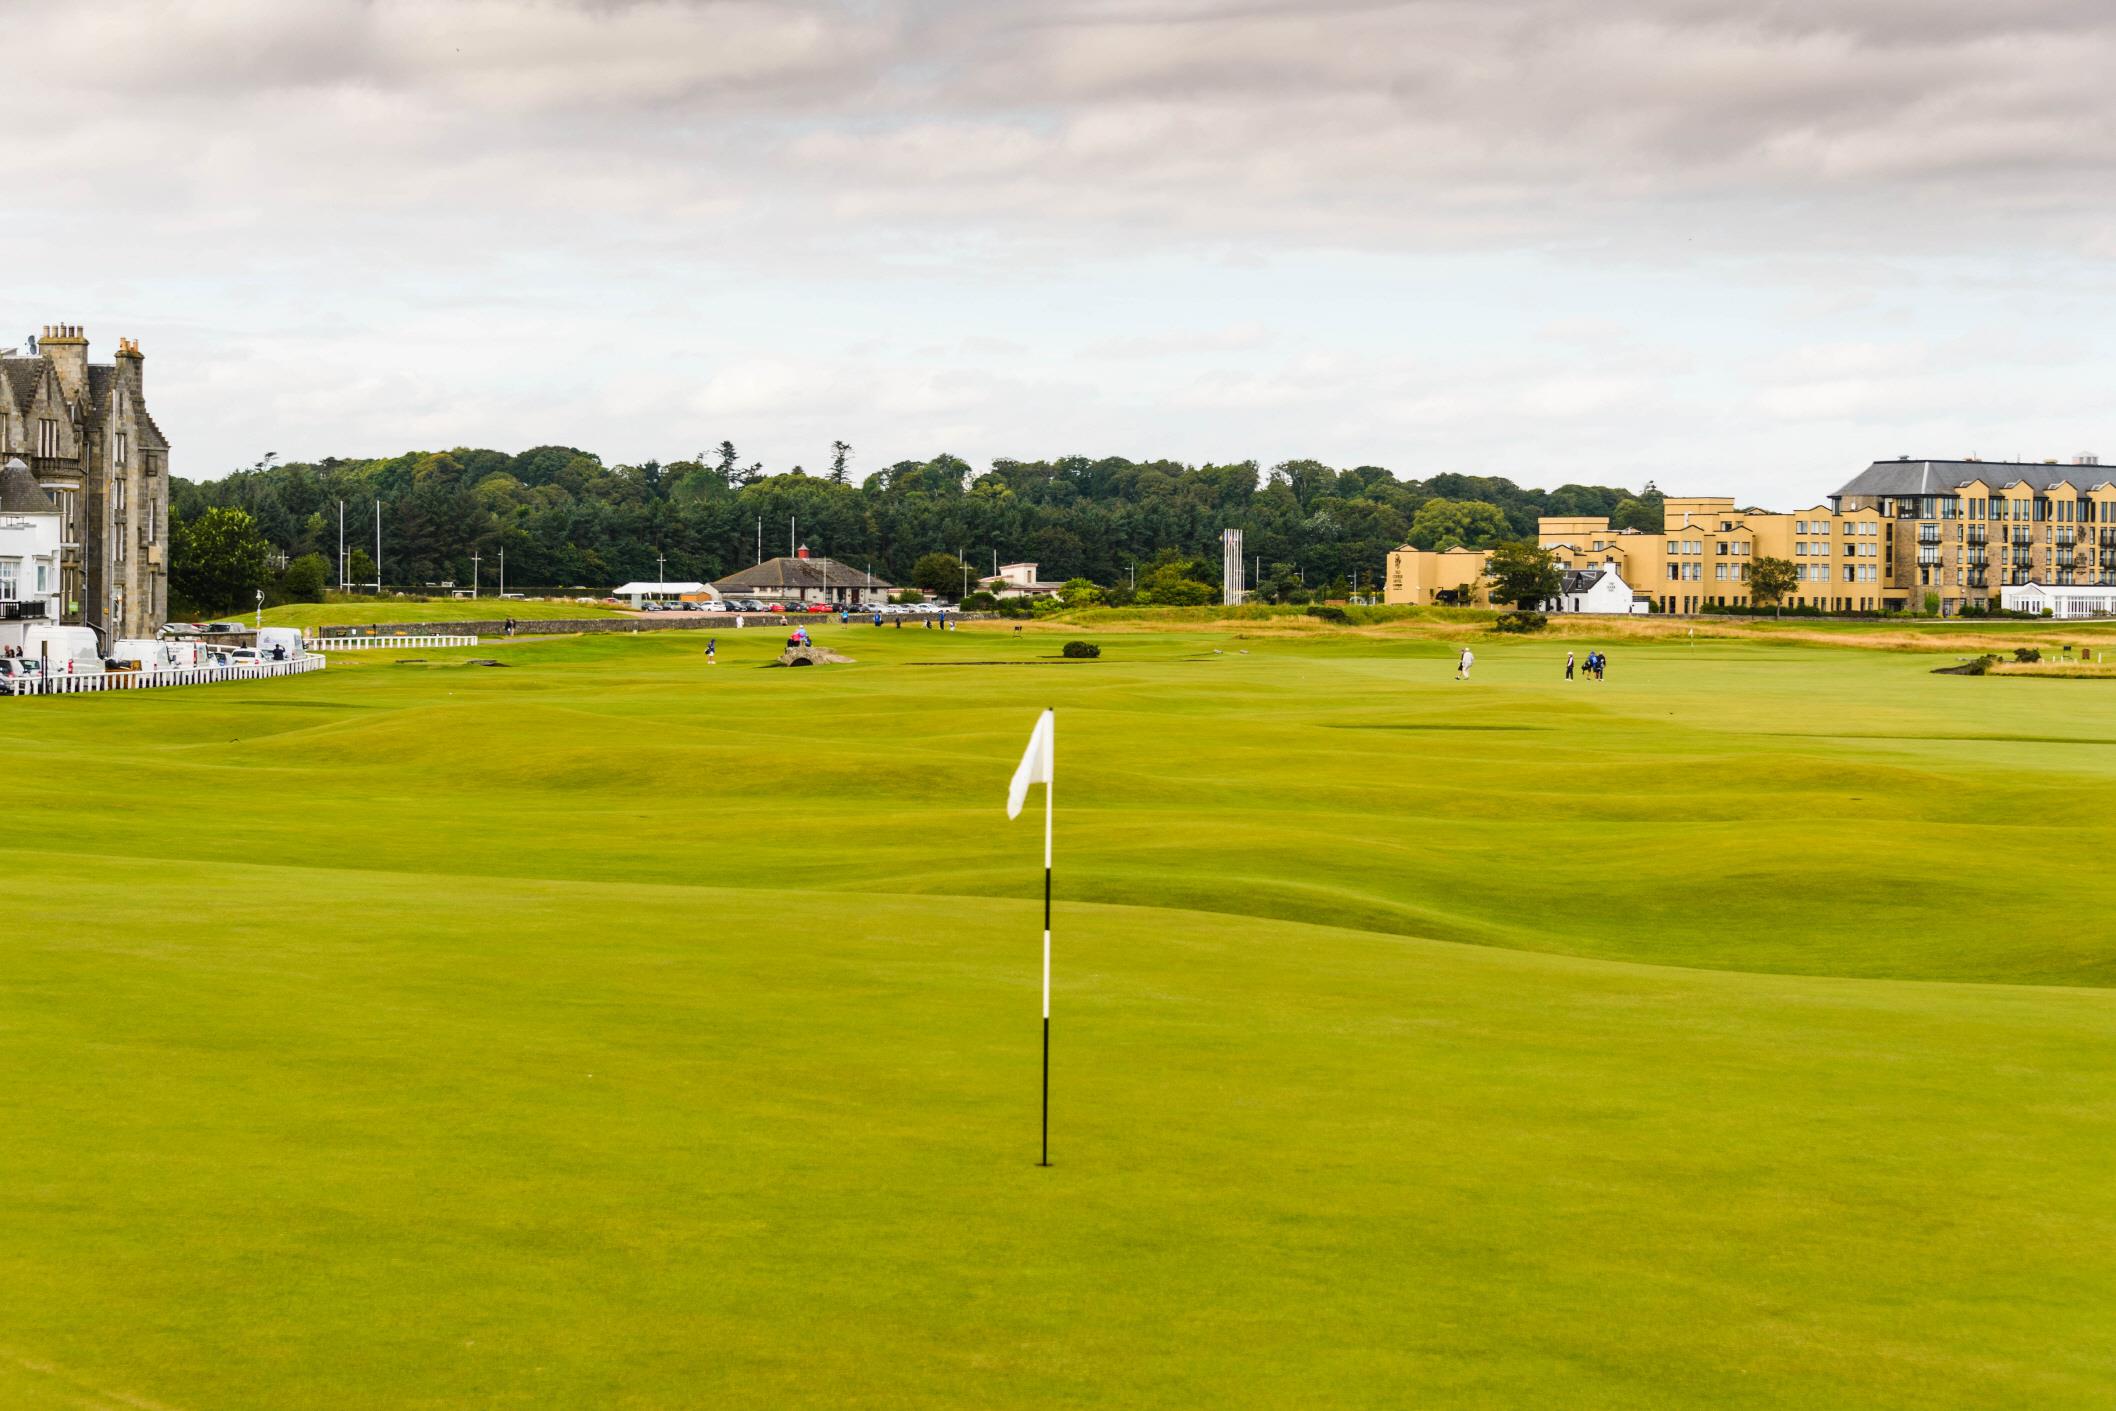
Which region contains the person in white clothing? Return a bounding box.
[1456,646,1473,680]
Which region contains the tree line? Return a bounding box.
[168,443,1664,613]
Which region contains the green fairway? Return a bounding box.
[3,622,2112,1409]
[253,597,629,627]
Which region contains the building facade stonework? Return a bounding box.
[0,325,169,639]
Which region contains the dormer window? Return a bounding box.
[36,418,57,457]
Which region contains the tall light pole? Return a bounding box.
[337,500,346,592]
[470,550,482,598]
[373,498,382,595]
[498,547,505,598]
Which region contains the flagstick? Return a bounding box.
[1040,708,1054,1168]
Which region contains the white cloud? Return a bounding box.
[4,0,2115,496]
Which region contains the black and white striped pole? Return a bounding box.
[1008,708,1057,1167]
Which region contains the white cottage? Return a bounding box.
[0,456,63,653]
[1545,563,1647,615]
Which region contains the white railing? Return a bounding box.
[304,634,479,650]
[7,655,327,695]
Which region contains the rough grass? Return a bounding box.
[1,622,2111,1410]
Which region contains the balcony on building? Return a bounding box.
[0,596,54,621]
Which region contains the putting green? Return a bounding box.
[2,623,2110,1410]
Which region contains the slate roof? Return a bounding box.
[1560,569,1607,594]
[0,357,47,412]
[0,457,56,514]
[713,556,892,592]
[1834,458,2116,498]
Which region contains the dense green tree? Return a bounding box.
[1484,540,1562,610]
[1408,498,1510,551]
[172,444,1653,607]
[910,551,974,597]
[279,552,329,602]
[172,507,272,615]
[1749,556,1798,615]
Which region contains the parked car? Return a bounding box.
[226,648,264,665]
[804,602,834,614]
[0,658,40,694]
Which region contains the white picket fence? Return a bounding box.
[304,634,479,650]
[6,655,328,696]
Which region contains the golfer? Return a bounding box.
[1565,650,1575,680]
[705,638,716,665]
[1457,646,1474,680]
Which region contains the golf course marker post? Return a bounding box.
[1007,708,1056,1167]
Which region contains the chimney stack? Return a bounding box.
[796,544,811,559]
[38,323,88,403]
[114,335,143,394]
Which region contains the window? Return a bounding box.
[1666,564,1680,582]
[1715,563,1728,580]
[36,418,58,457]
[0,559,16,601]
[115,430,128,466]
[34,563,47,594]
[1843,565,1854,582]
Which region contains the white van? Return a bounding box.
[256,627,304,662]
[20,625,103,674]
[112,637,177,671]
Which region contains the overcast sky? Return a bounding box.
[12,0,2116,502]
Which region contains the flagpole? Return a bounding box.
[1041,708,1053,1168]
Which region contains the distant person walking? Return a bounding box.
[705,638,716,665]
[1456,646,1474,680]
[1595,650,1607,682]
[1565,650,1575,680]
[504,615,517,638]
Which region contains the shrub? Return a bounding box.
[1061,640,1100,659]
[1494,610,1548,634]
[1306,604,1350,624]
[2013,647,2042,663]
[958,591,998,611]
[279,552,329,603]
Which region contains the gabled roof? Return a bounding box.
[1560,569,1607,593]
[713,555,892,592]
[0,357,47,413]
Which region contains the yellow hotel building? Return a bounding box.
[1385,457,2116,615]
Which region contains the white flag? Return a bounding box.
[1006,709,1055,819]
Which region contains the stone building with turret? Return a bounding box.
[0,324,169,640]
